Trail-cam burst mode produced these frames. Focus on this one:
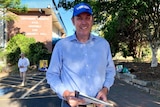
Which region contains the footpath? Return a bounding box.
[116,72,160,98]
[108,77,160,107]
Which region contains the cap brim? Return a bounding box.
[73,11,92,17]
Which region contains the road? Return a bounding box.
[0,72,160,107]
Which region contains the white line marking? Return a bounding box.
[0,79,21,84]
[0,94,58,100]
[24,94,57,99]
[3,76,21,80]
[20,77,46,98]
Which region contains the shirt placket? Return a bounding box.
[83,43,93,92]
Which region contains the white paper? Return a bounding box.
[77,92,113,106]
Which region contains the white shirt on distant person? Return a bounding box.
[18,57,30,72]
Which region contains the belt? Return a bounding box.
[62,100,96,107]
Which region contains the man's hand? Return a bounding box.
[20,66,24,68]
[96,87,108,107]
[63,90,85,107]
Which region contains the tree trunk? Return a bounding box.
[150,43,158,67]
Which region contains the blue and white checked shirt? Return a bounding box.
[46,33,116,99]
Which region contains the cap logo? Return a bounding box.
[76,5,90,10]
[72,3,92,17]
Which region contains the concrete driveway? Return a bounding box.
[0,72,160,107]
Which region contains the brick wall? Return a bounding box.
[7,13,53,52]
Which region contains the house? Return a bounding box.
[7,0,67,52]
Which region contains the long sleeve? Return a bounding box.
[103,44,116,90]
[46,44,66,99]
[46,34,116,99]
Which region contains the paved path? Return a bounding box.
[0,72,160,107]
[108,79,160,107]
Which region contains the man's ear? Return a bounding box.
[71,17,75,25]
[92,16,94,25]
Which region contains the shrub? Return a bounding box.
[0,48,7,61]
[28,42,51,65]
[5,34,52,67]
[6,34,36,64]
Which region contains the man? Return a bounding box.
[46,2,116,107]
[18,53,30,86]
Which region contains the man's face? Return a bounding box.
[72,12,93,36]
[21,54,24,58]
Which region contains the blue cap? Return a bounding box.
[72,2,93,17]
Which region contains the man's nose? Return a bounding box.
[81,19,87,24]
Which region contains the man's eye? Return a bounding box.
[77,17,82,20]
[86,17,90,20]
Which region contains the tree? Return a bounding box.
[0,0,28,21]
[100,0,160,67]
[57,0,145,57]
[99,0,160,67]
[58,0,160,67]
[137,0,160,67]
[101,0,149,58]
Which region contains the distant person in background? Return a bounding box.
[18,53,30,86]
[46,2,116,107]
[38,61,48,72]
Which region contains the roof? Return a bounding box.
[20,0,67,34]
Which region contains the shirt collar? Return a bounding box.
[70,32,96,42]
